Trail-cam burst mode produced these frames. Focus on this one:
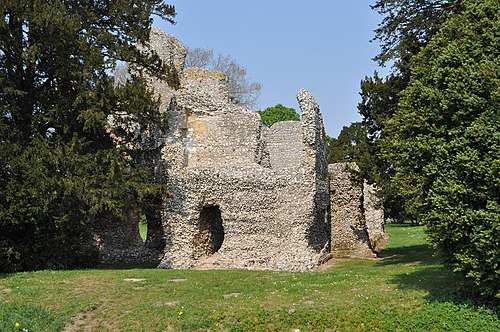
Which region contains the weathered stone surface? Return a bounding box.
[363,182,388,252]
[157,86,330,270]
[265,121,302,169]
[90,212,162,264]
[329,163,375,258]
[149,28,187,74]
[141,30,331,271]
[97,29,386,268]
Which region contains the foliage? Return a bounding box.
[357,73,412,222]
[1,225,498,331]
[381,0,499,298]
[357,0,463,223]
[0,0,175,271]
[327,122,373,169]
[256,103,300,128]
[358,72,407,140]
[185,47,261,108]
[371,0,463,72]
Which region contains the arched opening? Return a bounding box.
[194,205,224,256]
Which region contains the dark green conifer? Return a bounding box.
[0,0,176,271]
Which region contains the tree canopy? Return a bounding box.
[0,0,176,271]
[371,0,462,72]
[381,0,499,299]
[328,122,370,163]
[256,104,300,128]
[356,0,464,223]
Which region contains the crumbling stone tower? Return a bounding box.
[97,29,385,268]
[145,29,330,271]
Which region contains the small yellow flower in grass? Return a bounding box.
[15,322,21,328]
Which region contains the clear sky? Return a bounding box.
[154,1,389,137]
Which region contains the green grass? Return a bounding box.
[139,221,147,242]
[1,224,498,331]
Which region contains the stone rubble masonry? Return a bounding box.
[329,163,374,258]
[145,29,331,271]
[96,29,385,268]
[364,182,388,252]
[328,163,386,258]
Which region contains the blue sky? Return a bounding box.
[154,1,389,137]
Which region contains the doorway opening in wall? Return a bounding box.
[195,205,225,256]
[139,197,167,262]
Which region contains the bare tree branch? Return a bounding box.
[185,47,261,109]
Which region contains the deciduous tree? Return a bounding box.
[256,104,299,128]
[185,47,261,108]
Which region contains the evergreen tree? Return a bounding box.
[382,0,499,299]
[328,122,370,164]
[0,0,176,271]
[371,0,462,71]
[357,0,463,221]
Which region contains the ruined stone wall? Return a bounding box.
[266,121,303,169]
[159,166,327,270]
[328,163,388,257]
[328,163,374,258]
[157,84,330,270]
[363,182,388,252]
[144,29,331,271]
[97,29,384,268]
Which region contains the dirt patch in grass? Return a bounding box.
[169,278,187,282]
[223,293,241,298]
[123,278,146,282]
[62,303,110,332]
[316,257,347,271]
[155,301,180,307]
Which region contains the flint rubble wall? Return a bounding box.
[96,29,385,268]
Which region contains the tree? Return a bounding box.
[0,0,176,271]
[381,0,499,299]
[357,0,464,222]
[256,104,300,128]
[185,47,261,108]
[357,73,411,223]
[328,122,370,163]
[371,0,463,72]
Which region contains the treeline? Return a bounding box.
[0,1,176,271]
[329,0,499,300]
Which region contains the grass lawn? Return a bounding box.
[0,224,498,331]
[139,222,147,242]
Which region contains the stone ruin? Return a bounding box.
[93,29,386,270]
[329,163,388,258]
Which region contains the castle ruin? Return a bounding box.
[95,29,385,270]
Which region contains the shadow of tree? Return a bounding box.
[377,244,435,266]
[377,243,499,312]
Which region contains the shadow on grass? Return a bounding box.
[0,262,159,279]
[377,244,436,266]
[378,242,499,312]
[94,262,159,270]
